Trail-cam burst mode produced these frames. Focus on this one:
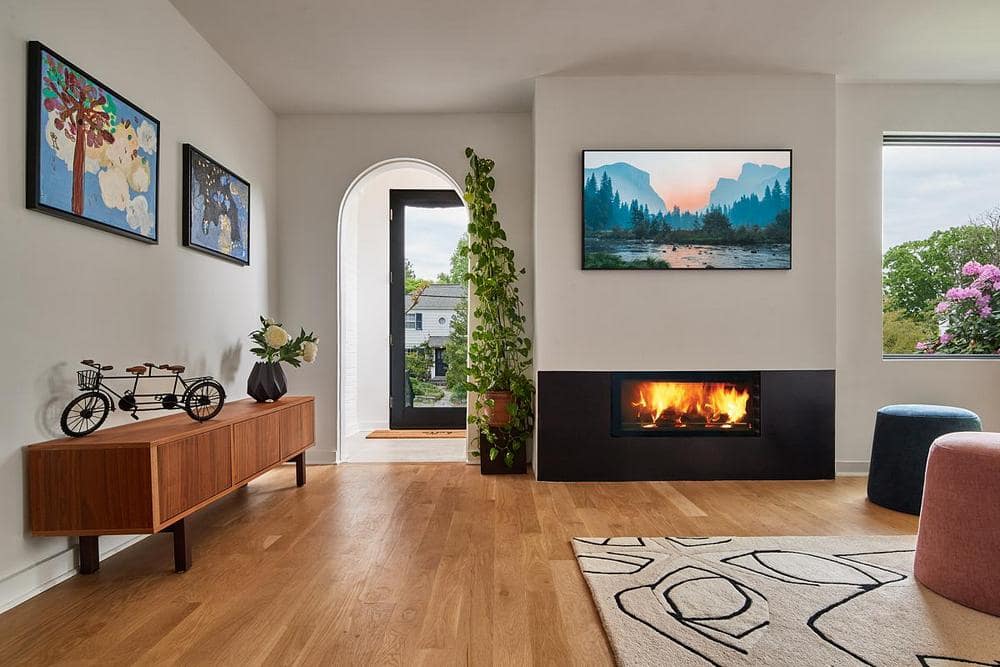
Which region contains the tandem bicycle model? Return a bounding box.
[60,359,226,437]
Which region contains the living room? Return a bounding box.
[1,1,999,664]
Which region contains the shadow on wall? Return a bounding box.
[35,362,74,440]
[219,341,242,386]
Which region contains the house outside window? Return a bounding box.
[882,135,1000,357]
[405,312,422,331]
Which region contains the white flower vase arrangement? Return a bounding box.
[247,316,318,402]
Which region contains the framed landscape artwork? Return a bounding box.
[26,41,160,243]
[182,144,250,265]
[582,149,792,269]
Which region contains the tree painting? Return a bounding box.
[41,54,114,216]
[184,145,250,264]
[29,43,159,241]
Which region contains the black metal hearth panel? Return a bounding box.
[536,370,834,481]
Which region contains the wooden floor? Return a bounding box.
[0,464,916,666]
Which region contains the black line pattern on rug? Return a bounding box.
[577,551,655,575]
[665,537,734,548]
[917,656,1000,666]
[613,565,770,666]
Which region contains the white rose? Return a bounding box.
[264,325,290,349]
[301,341,318,363]
[263,317,278,326]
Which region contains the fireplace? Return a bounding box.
[536,370,835,481]
[612,371,761,437]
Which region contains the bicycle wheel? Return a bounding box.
[60,392,110,437]
[184,380,226,421]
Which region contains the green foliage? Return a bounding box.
[462,147,534,468]
[584,252,669,269]
[404,259,430,297]
[882,224,1000,320]
[405,344,433,383]
[882,309,936,354]
[443,295,469,401]
[436,236,469,283]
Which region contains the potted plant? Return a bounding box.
[461,147,535,472]
[247,316,318,402]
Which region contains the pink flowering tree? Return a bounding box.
[918,260,1000,354]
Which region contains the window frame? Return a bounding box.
[882,133,1000,360]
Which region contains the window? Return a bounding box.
[883,135,1000,356]
[438,316,447,325]
[406,312,422,331]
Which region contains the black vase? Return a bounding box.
[247,361,287,402]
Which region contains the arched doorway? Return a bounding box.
[336,158,470,462]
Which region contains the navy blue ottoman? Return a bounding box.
[867,404,982,515]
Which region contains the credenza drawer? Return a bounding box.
[232,412,280,482]
[279,402,314,458]
[156,427,232,522]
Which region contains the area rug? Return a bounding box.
[573,536,1000,666]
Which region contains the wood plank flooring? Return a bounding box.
[0,464,917,666]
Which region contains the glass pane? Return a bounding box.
[882,143,1000,356]
[403,204,468,408]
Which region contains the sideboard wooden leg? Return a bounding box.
[169,519,192,573]
[293,452,306,487]
[79,536,99,574]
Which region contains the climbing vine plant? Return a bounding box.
[462,147,534,467]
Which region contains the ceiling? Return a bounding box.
[170,0,1000,114]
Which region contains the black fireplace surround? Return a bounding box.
[537,370,834,481]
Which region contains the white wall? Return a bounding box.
[277,114,533,462]
[533,75,837,372]
[835,83,1000,471]
[340,165,456,435]
[0,0,276,610]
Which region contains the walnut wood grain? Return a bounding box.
[232,412,280,483]
[156,428,232,523]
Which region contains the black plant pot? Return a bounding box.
[479,428,528,475]
[247,361,287,402]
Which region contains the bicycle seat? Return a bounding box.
[101,365,113,371]
[144,362,156,367]
[126,365,147,375]
[166,365,186,373]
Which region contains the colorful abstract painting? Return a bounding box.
[27,42,159,243]
[583,150,791,269]
[182,145,250,265]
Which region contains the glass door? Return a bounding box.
[389,189,467,429]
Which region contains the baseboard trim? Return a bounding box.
[0,534,147,614]
[836,459,870,476]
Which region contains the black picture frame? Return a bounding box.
[581,148,793,270]
[26,41,160,244]
[182,143,251,266]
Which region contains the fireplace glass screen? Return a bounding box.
[612,372,761,437]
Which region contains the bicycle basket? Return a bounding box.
[77,369,99,390]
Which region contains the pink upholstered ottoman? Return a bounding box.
[914,431,1000,616]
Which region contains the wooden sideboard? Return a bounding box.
[27,396,315,573]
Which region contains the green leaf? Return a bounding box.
[489,447,499,461]
[504,451,514,467]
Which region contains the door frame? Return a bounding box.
[389,188,466,429]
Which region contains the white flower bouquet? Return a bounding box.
[250,316,318,367]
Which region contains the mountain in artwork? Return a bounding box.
[709,162,791,209]
[584,162,667,214]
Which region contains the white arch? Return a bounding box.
[335,157,469,462]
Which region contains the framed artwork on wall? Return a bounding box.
[182,144,250,265]
[26,41,160,243]
[582,149,791,270]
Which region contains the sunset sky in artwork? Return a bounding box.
[584,150,790,212]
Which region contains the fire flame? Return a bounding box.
[631,381,750,428]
